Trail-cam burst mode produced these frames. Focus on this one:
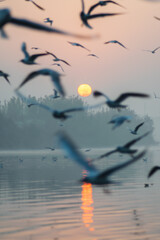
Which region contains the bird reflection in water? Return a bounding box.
[81,170,95,232]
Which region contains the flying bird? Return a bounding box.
[68,41,90,51]
[129,122,144,135]
[93,91,149,109]
[108,115,132,130]
[44,18,53,26]
[94,131,150,160]
[142,46,160,54]
[87,53,99,58]
[104,40,127,49]
[0,70,10,84]
[46,51,71,66]
[20,42,50,65]
[80,0,123,29]
[87,1,125,15]
[16,68,65,96]
[148,166,160,178]
[51,89,60,99]
[58,132,146,185]
[0,8,96,39]
[25,0,45,11]
[15,90,104,120]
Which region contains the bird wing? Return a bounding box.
[46,51,57,59]
[87,12,123,19]
[29,52,49,61]
[4,75,10,85]
[17,70,42,90]
[58,132,98,174]
[93,90,110,101]
[114,92,150,104]
[21,42,29,59]
[124,131,150,148]
[87,2,100,15]
[10,17,95,39]
[154,16,160,21]
[59,59,71,66]
[96,149,117,160]
[116,41,127,49]
[153,46,160,52]
[97,150,146,179]
[134,122,144,133]
[81,0,85,12]
[31,0,45,10]
[148,166,160,178]
[50,71,65,97]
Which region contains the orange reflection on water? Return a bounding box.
[81,170,94,232]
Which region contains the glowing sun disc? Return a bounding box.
[78,84,92,97]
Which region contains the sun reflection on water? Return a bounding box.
[81,170,94,232]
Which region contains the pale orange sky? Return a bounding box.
[0,0,160,117]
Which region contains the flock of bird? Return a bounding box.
[0,0,160,185]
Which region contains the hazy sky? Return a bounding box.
[1,0,160,117]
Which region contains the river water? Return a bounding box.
[0,148,160,240]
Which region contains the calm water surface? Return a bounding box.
[0,148,160,240]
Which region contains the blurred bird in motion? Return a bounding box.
[25,0,45,11]
[58,132,146,184]
[0,70,10,84]
[93,91,150,109]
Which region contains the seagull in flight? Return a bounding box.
[142,46,160,54]
[15,90,104,120]
[51,89,60,99]
[148,166,160,178]
[94,131,150,160]
[46,51,71,66]
[87,1,125,15]
[87,53,99,58]
[104,40,127,49]
[0,70,10,84]
[108,115,132,130]
[93,91,149,109]
[25,0,45,11]
[44,18,53,26]
[20,42,50,65]
[0,8,95,39]
[80,0,123,29]
[68,41,90,51]
[16,68,65,96]
[58,132,146,185]
[129,122,144,135]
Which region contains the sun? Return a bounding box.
[78,84,92,97]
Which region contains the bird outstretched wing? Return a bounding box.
[114,92,149,104]
[124,131,150,148]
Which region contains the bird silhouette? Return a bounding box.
[68,41,90,51]
[87,53,99,58]
[142,46,160,54]
[104,40,127,49]
[94,131,150,160]
[58,132,146,184]
[16,68,65,96]
[44,18,53,26]
[108,115,132,130]
[129,122,144,135]
[80,0,123,29]
[93,91,149,109]
[20,42,50,65]
[87,1,125,15]
[52,63,65,72]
